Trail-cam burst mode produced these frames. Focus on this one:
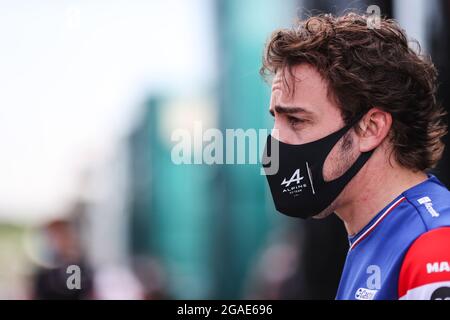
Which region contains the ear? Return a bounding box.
[357,108,392,153]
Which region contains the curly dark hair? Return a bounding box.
[261,12,447,171]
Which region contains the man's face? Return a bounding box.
[270,64,344,145]
[269,64,360,218]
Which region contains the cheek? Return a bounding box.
[322,135,359,182]
[322,141,340,182]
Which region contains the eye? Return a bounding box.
[287,116,305,127]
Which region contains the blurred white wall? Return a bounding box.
[0,0,216,223]
[394,0,429,53]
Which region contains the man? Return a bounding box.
[261,13,450,300]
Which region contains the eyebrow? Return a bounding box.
[269,105,315,117]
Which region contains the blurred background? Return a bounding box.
[0,0,449,299]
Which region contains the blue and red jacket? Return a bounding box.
[336,175,450,300]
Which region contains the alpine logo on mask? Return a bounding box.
[281,168,311,197]
[281,169,303,187]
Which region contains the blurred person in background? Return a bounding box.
[32,218,93,299]
[261,12,450,300]
[131,255,172,300]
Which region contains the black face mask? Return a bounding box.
[262,118,373,219]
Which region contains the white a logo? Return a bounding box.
[66,265,81,290]
[281,169,304,187]
[366,265,381,290]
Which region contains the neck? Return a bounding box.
[335,156,427,236]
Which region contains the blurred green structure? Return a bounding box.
[129,96,215,298]
[214,0,295,298]
[128,0,295,299]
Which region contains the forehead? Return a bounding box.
[270,64,339,114]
